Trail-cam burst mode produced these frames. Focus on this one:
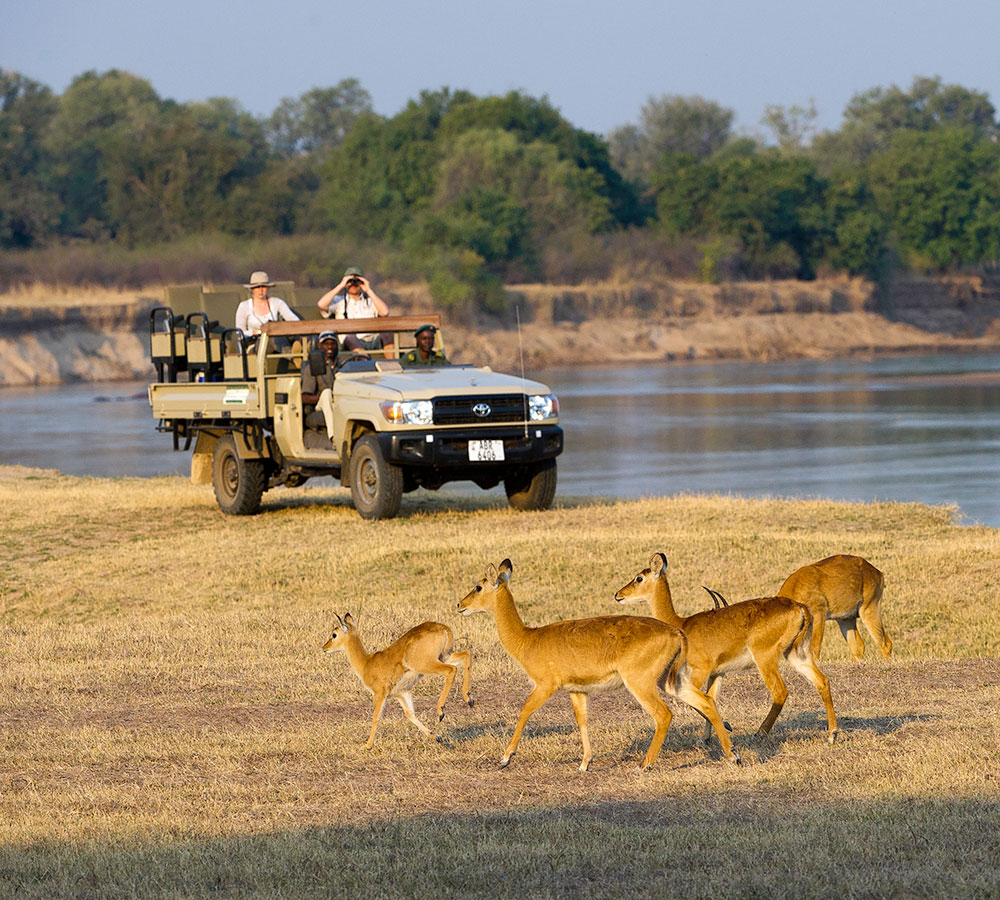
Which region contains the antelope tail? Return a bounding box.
[659,632,689,696]
[790,604,815,659]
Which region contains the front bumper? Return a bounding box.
[376,424,563,468]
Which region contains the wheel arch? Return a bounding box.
[340,419,378,488]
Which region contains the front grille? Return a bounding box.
[433,394,526,425]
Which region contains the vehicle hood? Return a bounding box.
[337,365,553,399]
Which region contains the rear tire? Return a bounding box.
[505,459,557,511]
[350,434,403,519]
[212,434,266,515]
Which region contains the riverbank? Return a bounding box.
[2,275,999,385]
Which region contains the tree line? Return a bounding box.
[2,68,999,308]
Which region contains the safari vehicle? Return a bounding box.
[147,294,562,519]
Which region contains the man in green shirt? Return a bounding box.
[400,324,450,367]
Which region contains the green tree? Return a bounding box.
[268,79,373,156]
[867,126,1000,269]
[760,100,819,151]
[96,95,272,244]
[0,69,59,247]
[813,76,998,171]
[438,91,642,226]
[652,148,831,278]
[818,173,887,279]
[609,94,734,187]
[650,152,717,236]
[45,69,163,237]
[411,127,613,280]
[321,88,474,242]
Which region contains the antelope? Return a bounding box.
[778,555,891,661]
[322,613,473,749]
[457,558,741,771]
[615,553,839,744]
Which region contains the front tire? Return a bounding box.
[349,434,403,519]
[505,459,557,511]
[212,434,266,515]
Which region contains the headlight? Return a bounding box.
[528,394,559,421]
[379,400,433,425]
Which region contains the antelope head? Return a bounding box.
[322,612,354,652]
[458,559,512,615]
[614,552,668,604]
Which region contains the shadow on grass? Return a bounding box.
[446,721,576,744]
[257,487,618,519]
[2,795,997,900]
[722,709,934,763]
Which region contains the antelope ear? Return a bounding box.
[649,552,667,573]
[335,613,345,629]
[343,612,354,628]
[485,564,497,583]
[497,559,512,583]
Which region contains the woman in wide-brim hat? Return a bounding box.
[236,270,300,336]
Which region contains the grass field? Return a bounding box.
[1,468,999,898]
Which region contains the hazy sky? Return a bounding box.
[4,0,998,138]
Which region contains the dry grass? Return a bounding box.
[1,468,999,898]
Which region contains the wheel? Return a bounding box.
[505,459,557,511]
[212,434,266,515]
[349,434,403,520]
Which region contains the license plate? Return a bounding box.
[468,440,505,461]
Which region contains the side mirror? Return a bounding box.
[308,349,327,376]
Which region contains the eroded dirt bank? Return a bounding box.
[2,275,999,386]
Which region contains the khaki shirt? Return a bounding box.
[300,360,336,398]
[400,349,450,367]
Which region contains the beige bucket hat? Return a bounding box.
[245,270,275,288]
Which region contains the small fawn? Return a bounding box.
[323,613,473,749]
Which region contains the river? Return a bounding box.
[1,352,998,525]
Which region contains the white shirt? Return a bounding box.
[323,293,379,341]
[236,296,299,336]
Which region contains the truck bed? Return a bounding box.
[149,382,262,420]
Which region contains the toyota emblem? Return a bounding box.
[472,402,491,418]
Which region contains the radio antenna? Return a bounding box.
[516,305,528,438]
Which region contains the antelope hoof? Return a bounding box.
[731,750,743,767]
[499,753,513,769]
[578,759,591,773]
[466,695,475,708]
[828,730,839,745]
[438,711,445,722]
[724,720,733,733]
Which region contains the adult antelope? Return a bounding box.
[778,555,891,661]
[615,553,839,744]
[458,558,740,771]
[322,613,473,749]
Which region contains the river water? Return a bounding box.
[1,352,999,525]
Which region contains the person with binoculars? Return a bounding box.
[317,266,394,356]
